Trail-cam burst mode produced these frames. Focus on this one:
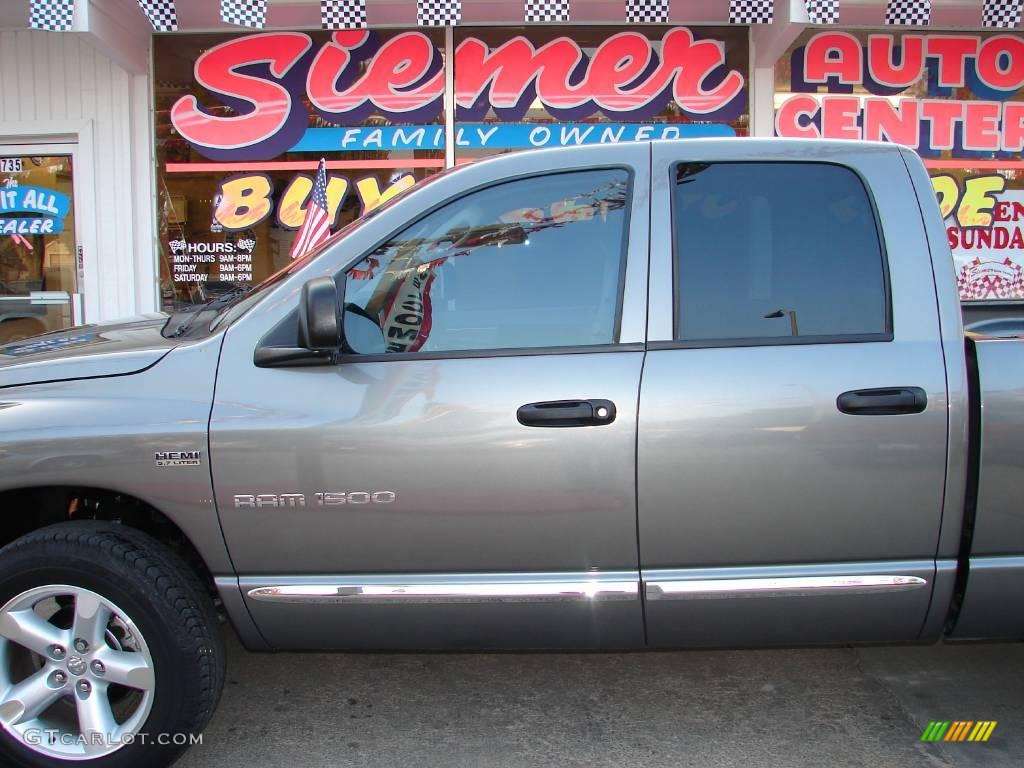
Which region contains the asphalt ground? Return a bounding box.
[177,630,1023,768]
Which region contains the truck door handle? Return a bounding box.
[517,399,617,427]
[836,387,927,415]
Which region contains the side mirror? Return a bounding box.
[298,277,344,351]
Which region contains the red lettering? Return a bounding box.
[170,33,312,151]
[455,28,742,118]
[309,31,442,116]
[924,36,979,88]
[661,28,745,115]
[994,201,1011,223]
[863,98,919,145]
[866,35,924,89]
[1003,103,1024,152]
[821,96,862,140]
[976,35,1024,91]
[963,101,1002,152]
[174,28,746,159]
[804,32,861,84]
[579,32,654,112]
[920,100,965,150]
[774,95,820,138]
[455,37,588,113]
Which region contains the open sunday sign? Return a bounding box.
[0,185,71,235]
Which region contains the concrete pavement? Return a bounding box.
[177,631,1023,768]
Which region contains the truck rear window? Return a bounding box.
[671,162,890,345]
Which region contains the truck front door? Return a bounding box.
[638,142,950,647]
[211,146,649,649]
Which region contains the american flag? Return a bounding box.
[290,158,332,259]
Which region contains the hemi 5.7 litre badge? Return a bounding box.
[155,451,201,467]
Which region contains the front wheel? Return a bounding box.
[0,522,225,767]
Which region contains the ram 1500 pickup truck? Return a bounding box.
[0,139,1020,768]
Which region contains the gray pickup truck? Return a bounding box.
[0,139,1021,768]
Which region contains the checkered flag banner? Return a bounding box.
[418,0,461,25]
[321,0,366,29]
[983,0,1023,27]
[730,0,774,24]
[625,0,669,23]
[525,0,570,23]
[137,0,177,31]
[221,0,267,28]
[805,0,839,24]
[29,0,75,31]
[885,0,931,25]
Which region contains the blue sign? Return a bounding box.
[0,218,65,235]
[0,186,72,218]
[0,185,71,238]
[290,122,736,153]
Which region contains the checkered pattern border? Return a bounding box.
[137,0,177,31]
[321,0,366,29]
[957,257,1024,300]
[626,0,670,23]
[221,0,267,28]
[524,0,570,23]
[29,0,75,31]
[418,0,461,25]
[885,0,931,25]
[730,0,774,24]
[983,0,1023,27]
[805,0,839,24]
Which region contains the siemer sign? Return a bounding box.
[169,28,748,160]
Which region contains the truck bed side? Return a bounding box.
[950,335,1024,639]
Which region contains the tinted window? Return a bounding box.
[343,170,630,354]
[672,163,887,343]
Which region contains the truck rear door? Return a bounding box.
[639,140,950,647]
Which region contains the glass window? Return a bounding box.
[152,31,445,312]
[0,154,78,344]
[672,162,888,343]
[342,169,630,354]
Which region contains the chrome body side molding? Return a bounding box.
[245,572,639,605]
[645,574,928,600]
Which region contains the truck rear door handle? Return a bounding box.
[517,399,617,427]
[836,387,927,415]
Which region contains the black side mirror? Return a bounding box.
[298,277,344,351]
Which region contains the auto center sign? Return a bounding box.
[776,32,1024,157]
[170,28,748,160]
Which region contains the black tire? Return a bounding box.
[0,522,225,768]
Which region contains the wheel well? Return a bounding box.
[0,486,219,609]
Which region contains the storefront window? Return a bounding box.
[155,25,750,311]
[774,29,1024,301]
[153,30,445,311]
[0,154,78,343]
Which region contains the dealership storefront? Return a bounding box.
[0,0,1022,340]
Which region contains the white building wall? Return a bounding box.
[0,29,156,322]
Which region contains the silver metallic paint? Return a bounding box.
[0,140,1019,652]
[642,561,937,647]
[211,144,651,647]
[0,315,175,388]
[0,335,235,576]
[640,141,950,646]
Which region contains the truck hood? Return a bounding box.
[0,314,178,388]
